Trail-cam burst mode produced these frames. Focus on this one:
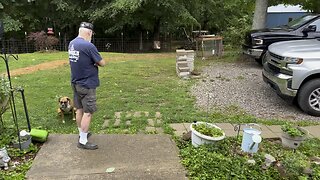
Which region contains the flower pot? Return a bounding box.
[190,122,225,147]
[12,135,32,150]
[281,127,309,149]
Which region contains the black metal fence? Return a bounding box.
[0,38,186,54]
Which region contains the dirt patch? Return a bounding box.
[8,53,175,76]
[9,60,67,77]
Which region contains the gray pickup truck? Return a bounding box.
[262,39,320,116]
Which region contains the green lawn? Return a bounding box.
[1,51,319,179]
[1,51,319,134]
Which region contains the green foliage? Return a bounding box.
[0,128,39,179]
[180,138,281,179]
[2,14,23,32]
[192,123,223,137]
[179,136,320,179]
[276,0,320,13]
[0,75,10,98]
[281,152,309,179]
[281,123,305,137]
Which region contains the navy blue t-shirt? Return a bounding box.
[68,37,102,89]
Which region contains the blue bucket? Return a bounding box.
[241,125,262,153]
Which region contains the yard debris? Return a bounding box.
[0,147,10,170]
[303,167,313,175]
[106,167,115,173]
[262,154,276,169]
[311,156,320,165]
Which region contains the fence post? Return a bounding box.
[121,32,124,53]
[25,32,28,53]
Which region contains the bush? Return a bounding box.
[28,31,59,51]
[222,14,252,48]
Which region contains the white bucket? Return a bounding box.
[241,125,262,153]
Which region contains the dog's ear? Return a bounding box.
[67,97,71,102]
[58,97,62,102]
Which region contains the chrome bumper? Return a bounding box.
[243,47,263,59]
[262,63,297,97]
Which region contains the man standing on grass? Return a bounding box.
[68,22,106,150]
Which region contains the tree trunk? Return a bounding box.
[153,18,161,50]
[252,0,268,30]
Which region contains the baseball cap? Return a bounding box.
[79,22,94,31]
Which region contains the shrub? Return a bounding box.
[28,31,59,51]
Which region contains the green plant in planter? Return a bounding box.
[281,123,305,137]
[192,123,223,137]
[0,75,10,115]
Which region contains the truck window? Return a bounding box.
[287,15,317,29]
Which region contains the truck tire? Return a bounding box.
[298,79,320,116]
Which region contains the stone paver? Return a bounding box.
[146,126,156,133]
[27,134,187,179]
[102,120,110,128]
[267,125,282,133]
[169,123,312,139]
[133,111,141,118]
[169,124,187,132]
[183,123,191,131]
[155,112,161,119]
[144,112,149,117]
[125,121,131,126]
[303,125,320,138]
[215,123,234,130]
[224,129,238,137]
[147,119,155,127]
[156,119,162,125]
[114,118,121,127]
[155,128,164,134]
[260,125,278,139]
[174,131,185,137]
[115,112,121,119]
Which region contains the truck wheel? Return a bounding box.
[298,79,320,116]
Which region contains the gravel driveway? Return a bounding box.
[190,60,320,121]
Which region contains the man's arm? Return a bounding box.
[96,59,106,67]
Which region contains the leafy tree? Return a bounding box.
[272,0,320,13]
[88,0,197,42]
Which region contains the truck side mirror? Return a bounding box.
[303,25,317,33]
[302,25,317,36]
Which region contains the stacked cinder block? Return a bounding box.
[176,49,195,78]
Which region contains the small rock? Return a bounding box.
[247,159,256,165]
[303,168,313,175]
[182,131,191,141]
[265,154,276,165]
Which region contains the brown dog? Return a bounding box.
[58,96,76,123]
